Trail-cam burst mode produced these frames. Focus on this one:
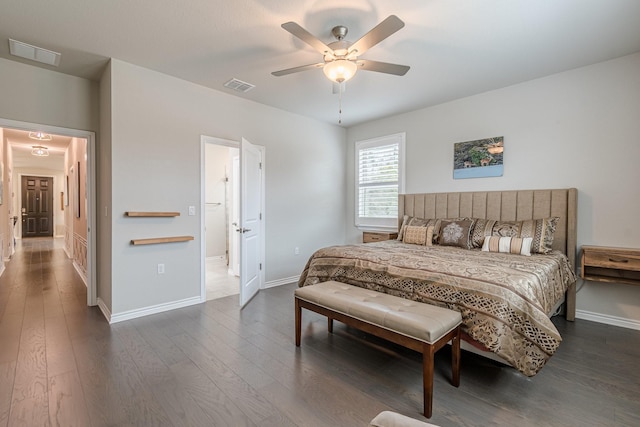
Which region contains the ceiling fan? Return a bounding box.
[272,15,410,84]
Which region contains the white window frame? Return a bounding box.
[354,132,406,231]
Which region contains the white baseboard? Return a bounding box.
[72,261,88,288]
[264,275,299,289]
[108,296,202,324]
[576,309,640,331]
[97,297,112,322]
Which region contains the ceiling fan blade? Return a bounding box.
[281,22,333,56]
[348,15,405,56]
[271,62,324,77]
[357,59,410,76]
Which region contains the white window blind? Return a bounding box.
[355,133,405,230]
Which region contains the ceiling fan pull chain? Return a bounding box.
[338,82,343,124]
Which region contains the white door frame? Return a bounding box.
[0,117,97,306]
[199,135,265,303]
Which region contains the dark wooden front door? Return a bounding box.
[21,176,54,238]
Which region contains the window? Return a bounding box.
[355,133,405,230]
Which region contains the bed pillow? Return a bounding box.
[470,218,497,248]
[483,217,559,254]
[433,217,471,244]
[482,236,533,256]
[519,217,559,254]
[403,225,427,245]
[437,219,475,249]
[402,225,434,246]
[397,216,437,241]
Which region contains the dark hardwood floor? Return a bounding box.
[1,238,639,426]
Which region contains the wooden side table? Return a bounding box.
[363,231,398,243]
[581,245,640,286]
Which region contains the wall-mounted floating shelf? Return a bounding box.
[125,211,180,217]
[131,236,194,246]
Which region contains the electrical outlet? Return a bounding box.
[157,263,165,274]
[294,247,300,255]
[188,206,196,216]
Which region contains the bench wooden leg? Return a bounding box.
[328,317,333,333]
[452,326,461,387]
[423,343,434,418]
[295,297,301,347]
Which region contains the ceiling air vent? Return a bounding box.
[9,39,61,66]
[224,78,255,93]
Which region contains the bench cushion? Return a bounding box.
[295,281,461,344]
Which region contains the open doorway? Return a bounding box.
[0,118,96,306]
[203,140,240,300]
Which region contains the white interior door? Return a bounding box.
[230,155,240,276]
[239,138,263,307]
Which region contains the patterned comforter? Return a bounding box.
[298,240,577,376]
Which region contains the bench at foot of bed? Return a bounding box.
[294,281,462,419]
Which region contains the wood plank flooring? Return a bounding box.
[1,237,639,426]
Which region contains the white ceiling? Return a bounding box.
[1,0,640,127]
[4,129,69,170]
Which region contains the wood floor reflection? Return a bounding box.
[0,237,639,426]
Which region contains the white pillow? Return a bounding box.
[482,236,533,256]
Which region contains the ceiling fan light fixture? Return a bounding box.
[323,59,357,83]
[28,131,53,141]
[31,145,49,157]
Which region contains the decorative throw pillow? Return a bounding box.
[425,225,434,247]
[488,220,521,237]
[433,217,471,244]
[519,217,559,254]
[402,225,434,246]
[403,225,427,245]
[470,218,497,248]
[482,236,533,256]
[482,217,559,254]
[437,219,475,249]
[397,216,437,241]
[397,215,410,240]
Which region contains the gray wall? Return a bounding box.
[346,52,640,327]
[107,59,347,315]
[0,58,99,131]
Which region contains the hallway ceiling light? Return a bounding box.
[28,131,53,141]
[31,145,49,157]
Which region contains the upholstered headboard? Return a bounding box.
[399,188,578,269]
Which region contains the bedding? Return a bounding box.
[298,240,577,376]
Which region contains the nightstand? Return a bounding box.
[581,245,640,286]
[363,231,398,243]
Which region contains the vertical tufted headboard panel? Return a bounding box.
[399,188,578,270]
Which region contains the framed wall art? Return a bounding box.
[453,136,504,179]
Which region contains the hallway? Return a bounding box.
[0,238,103,425]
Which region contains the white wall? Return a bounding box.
[346,52,640,328]
[204,144,232,258]
[0,58,98,131]
[107,59,347,315]
[98,61,113,312]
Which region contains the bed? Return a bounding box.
[298,188,577,376]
